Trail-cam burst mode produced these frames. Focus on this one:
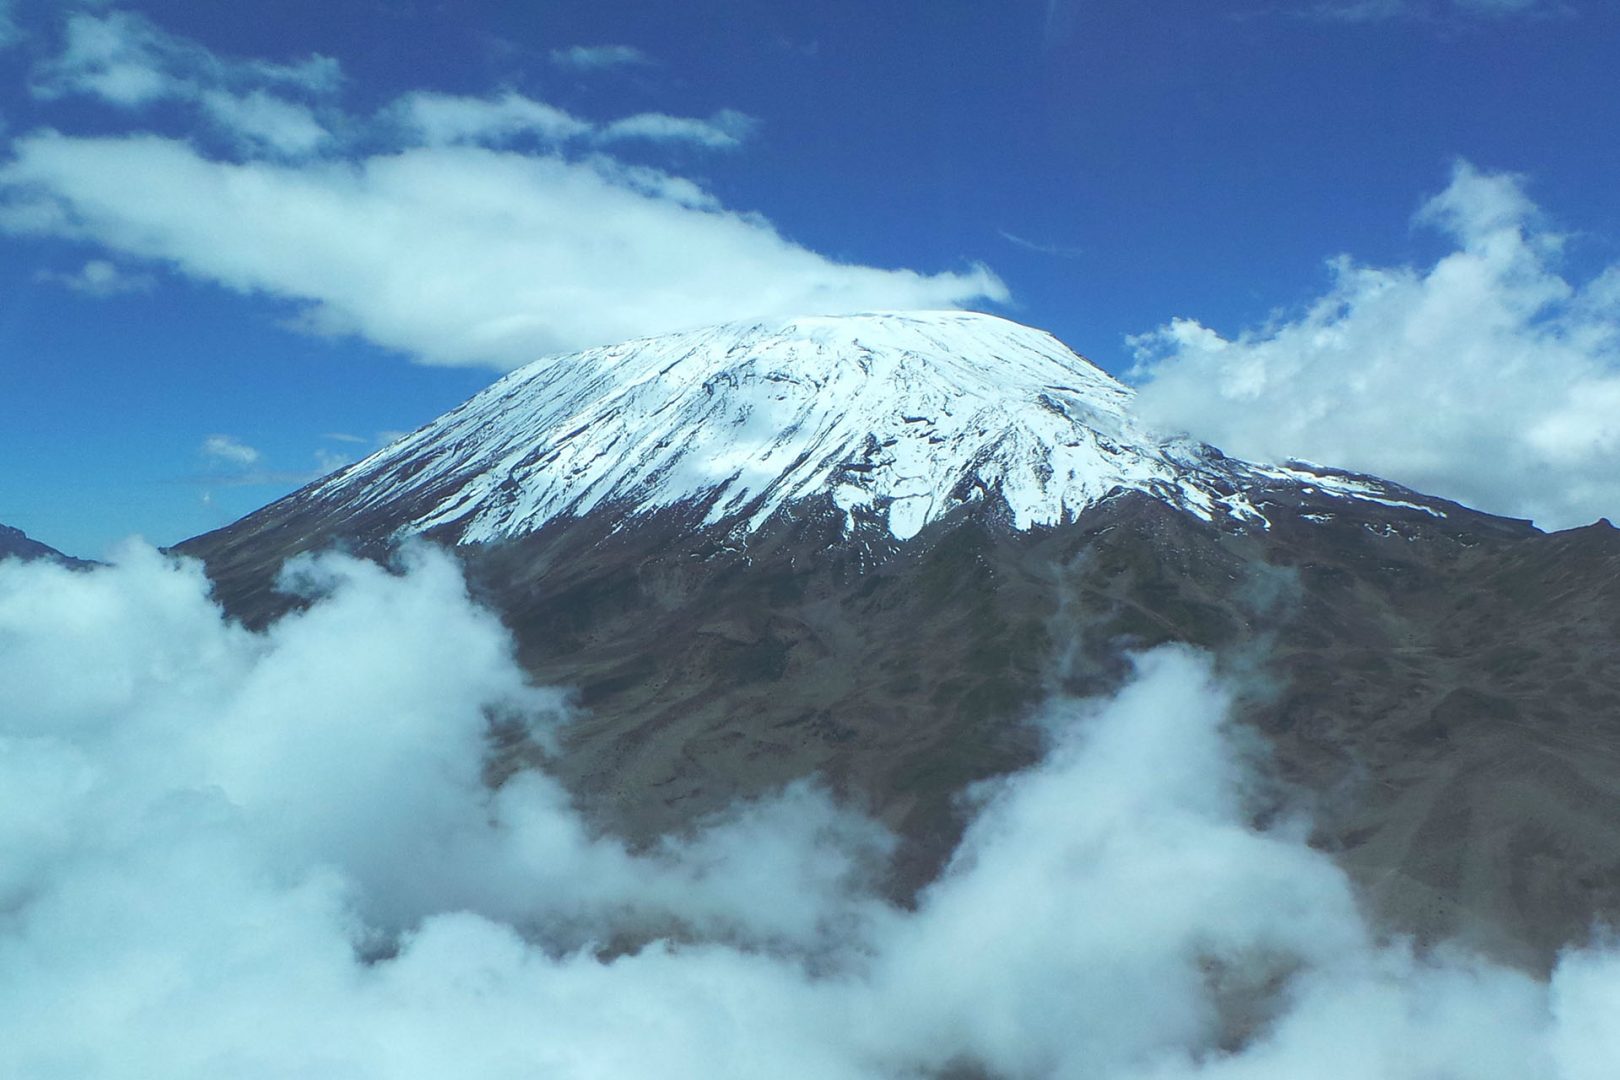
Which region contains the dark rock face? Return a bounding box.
[176,485,1620,971]
[0,523,90,567]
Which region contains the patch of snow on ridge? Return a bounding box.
[1251,462,1448,518]
[306,311,1421,544]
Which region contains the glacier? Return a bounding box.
[308,310,1437,544]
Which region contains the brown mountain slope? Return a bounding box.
[177,482,1620,970]
[0,523,91,566]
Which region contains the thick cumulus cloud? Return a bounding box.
[0,14,1006,369]
[6,546,1620,1077]
[1130,162,1620,530]
[0,133,1002,368]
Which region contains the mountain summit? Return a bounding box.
[179,311,1620,972]
[299,310,1437,546]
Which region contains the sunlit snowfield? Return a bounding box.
[4,547,1619,1079]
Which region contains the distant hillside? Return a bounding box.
[0,523,91,567]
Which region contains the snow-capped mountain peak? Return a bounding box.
[305,310,1423,544]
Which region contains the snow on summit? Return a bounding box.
[308,310,1404,544]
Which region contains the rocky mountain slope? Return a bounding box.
[0,523,89,566]
[268,311,1449,546]
[177,311,1620,970]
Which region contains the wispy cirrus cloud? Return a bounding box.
[1307,0,1569,21]
[393,90,593,146]
[192,87,332,157]
[34,258,154,297]
[598,108,758,150]
[392,91,757,152]
[548,43,652,70]
[998,228,1085,260]
[195,432,383,490]
[34,10,339,104]
[200,433,263,468]
[31,11,338,156]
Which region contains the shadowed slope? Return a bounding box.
[174,313,1620,970]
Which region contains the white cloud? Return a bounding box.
[1310,0,1411,19]
[4,17,996,368]
[5,551,1620,1076]
[197,88,330,156]
[1452,0,1566,12]
[0,0,18,49]
[1130,162,1620,530]
[38,11,340,103]
[1310,0,1565,20]
[312,446,353,473]
[599,109,758,150]
[998,227,1086,259]
[549,44,653,70]
[33,257,154,296]
[33,11,172,105]
[33,11,336,156]
[243,53,341,95]
[196,437,379,489]
[395,90,591,146]
[0,133,1005,369]
[391,92,757,152]
[200,433,262,467]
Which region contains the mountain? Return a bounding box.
[211,310,1455,551]
[0,523,90,566]
[178,311,1620,970]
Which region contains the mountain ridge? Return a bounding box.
[174,311,1620,971]
[0,523,90,567]
[286,310,1462,550]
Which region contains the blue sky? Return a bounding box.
[2,0,1618,555]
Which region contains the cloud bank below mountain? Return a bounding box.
[4,546,1620,1077]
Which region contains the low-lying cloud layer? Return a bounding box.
[0,11,1005,369]
[1131,162,1620,531]
[4,546,1620,1077]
